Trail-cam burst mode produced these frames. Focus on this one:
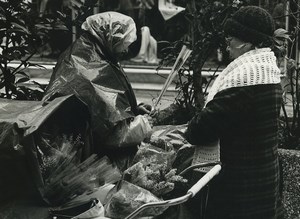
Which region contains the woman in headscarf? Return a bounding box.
[185,6,283,219]
[43,12,152,158]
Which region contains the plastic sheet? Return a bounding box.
[150,124,188,150]
[0,95,91,204]
[123,142,186,196]
[50,198,105,219]
[40,153,121,206]
[133,142,176,169]
[149,125,196,175]
[42,12,145,149]
[81,12,137,54]
[105,180,166,219]
[105,115,152,148]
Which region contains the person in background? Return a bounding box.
[43,12,153,166]
[140,0,155,9]
[39,0,72,58]
[272,1,285,29]
[185,6,283,219]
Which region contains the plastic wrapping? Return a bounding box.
[0,94,123,208]
[50,199,105,219]
[105,180,166,219]
[133,142,176,169]
[0,95,91,204]
[149,124,219,173]
[43,12,141,149]
[123,142,186,196]
[149,125,196,175]
[105,115,152,148]
[150,124,188,150]
[43,65,137,144]
[81,11,137,54]
[40,153,121,206]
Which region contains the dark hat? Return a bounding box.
[224,6,275,46]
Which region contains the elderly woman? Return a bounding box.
[43,12,152,156]
[185,6,283,219]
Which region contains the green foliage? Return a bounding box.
[157,1,245,122]
[0,0,100,100]
[280,62,300,150]
[0,0,49,100]
[276,12,300,150]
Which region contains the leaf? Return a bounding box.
[274,28,288,36]
[7,28,29,36]
[32,80,46,89]
[27,62,46,69]
[11,22,30,34]
[15,71,30,78]
[53,24,69,31]
[16,77,30,84]
[274,28,291,41]
[35,23,53,30]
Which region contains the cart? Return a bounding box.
[124,161,221,219]
[49,163,221,219]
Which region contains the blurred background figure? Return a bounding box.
[131,26,158,64]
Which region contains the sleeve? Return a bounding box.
[185,86,253,145]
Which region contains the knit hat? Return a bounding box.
[224,6,275,46]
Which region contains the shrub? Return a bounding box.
[155,0,244,124]
[0,0,51,100]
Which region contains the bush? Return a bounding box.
[0,0,51,100]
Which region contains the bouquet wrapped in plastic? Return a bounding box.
[149,124,196,173]
[35,134,122,206]
[123,142,186,196]
[105,180,166,219]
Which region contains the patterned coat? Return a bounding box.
[185,84,283,219]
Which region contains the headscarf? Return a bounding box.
[81,11,137,55]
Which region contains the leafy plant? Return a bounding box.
[156,0,245,124]
[0,0,49,100]
[0,0,101,100]
[279,26,300,150]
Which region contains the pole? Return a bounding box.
[153,45,192,109]
[296,0,300,67]
[284,0,290,74]
[72,9,76,42]
[93,0,99,14]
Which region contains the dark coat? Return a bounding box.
[185,84,283,219]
